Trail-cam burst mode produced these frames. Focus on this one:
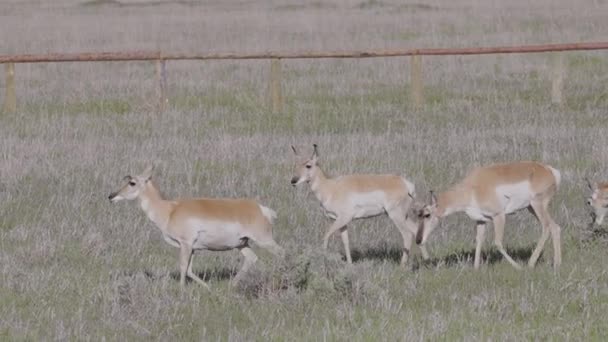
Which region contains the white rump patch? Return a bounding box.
[548,166,561,188]
[259,205,277,224]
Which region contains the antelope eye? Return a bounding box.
[423,214,431,218]
[305,164,312,169]
[128,181,136,186]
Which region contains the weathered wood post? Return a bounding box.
[551,52,564,105]
[410,54,423,108]
[269,58,283,113]
[156,58,167,111]
[3,63,16,113]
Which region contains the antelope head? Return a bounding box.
[415,191,440,245]
[585,178,608,225]
[108,166,154,203]
[290,144,321,187]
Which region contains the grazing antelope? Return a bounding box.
[108,166,284,288]
[290,144,429,266]
[416,161,562,270]
[586,178,608,225]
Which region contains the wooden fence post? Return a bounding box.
[410,55,423,108]
[156,59,167,111]
[269,58,283,113]
[3,63,16,113]
[551,52,564,105]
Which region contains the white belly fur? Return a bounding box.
[352,204,385,219]
[465,195,492,221]
[162,233,181,248]
[464,181,533,221]
[496,181,533,214]
[465,206,491,221]
[322,206,338,220]
[345,191,387,219]
[186,219,246,251]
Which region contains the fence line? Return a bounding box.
[2,41,608,113]
[1,42,608,63]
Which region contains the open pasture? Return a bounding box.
[1,0,608,340]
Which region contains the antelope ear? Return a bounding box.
[429,190,437,206]
[141,165,154,181]
[312,144,319,162]
[291,145,299,156]
[585,177,595,192]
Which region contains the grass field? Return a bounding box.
[1,0,608,340]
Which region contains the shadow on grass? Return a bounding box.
[116,267,236,283]
[350,245,402,264]
[169,268,236,283]
[348,244,539,268]
[424,245,538,268]
[582,225,608,242]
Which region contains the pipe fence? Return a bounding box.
[2,41,608,112]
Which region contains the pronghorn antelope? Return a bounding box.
[290,144,429,266]
[586,179,608,225]
[108,166,284,288]
[416,161,562,270]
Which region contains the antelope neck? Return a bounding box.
[310,167,332,203]
[138,181,173,230]
[437,187,471,217]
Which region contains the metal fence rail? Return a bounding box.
[2,41,608,112]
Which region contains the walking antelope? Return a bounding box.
[290,144,429,266]
[108,166,284,288]
[416,161,562,270]
[586,179,608,225]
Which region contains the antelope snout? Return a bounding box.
[290,177,299,186]
[108,192,118,202]
[415,227,424,245]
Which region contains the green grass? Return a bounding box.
[2,0,608,340]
